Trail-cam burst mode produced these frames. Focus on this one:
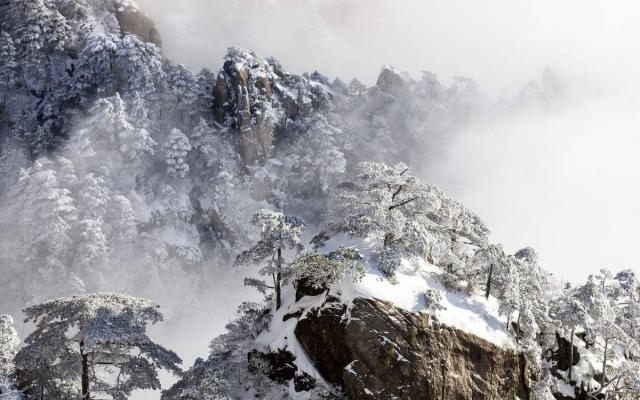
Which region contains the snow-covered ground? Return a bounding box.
[342,259,515,348]
[323,235,515,348]
[252,245,516,398]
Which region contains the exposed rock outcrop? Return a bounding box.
[294,297,529,400]
[116,4,162,48]
[212,48,332,168]
[248,349,316,392]
[376,65,409,97]
[551,333,581,374]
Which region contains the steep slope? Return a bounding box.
[2,2,639,400]
[295,297,529,400]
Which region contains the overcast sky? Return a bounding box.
[136,0,640,281]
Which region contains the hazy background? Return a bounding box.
[136,0,640,282]
[129,0,640,397]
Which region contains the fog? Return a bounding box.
[136,0,640,282]
[4,1,636,398]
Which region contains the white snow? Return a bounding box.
[252,234,517,399]
[338,261,515,348]
[321,235,515,348]
[558,382,575,398]
[254,283,330,389]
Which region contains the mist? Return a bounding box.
[136,0,640,281]
[3,1,640,398]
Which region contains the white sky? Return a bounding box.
[135,0,640,280]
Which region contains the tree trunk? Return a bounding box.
[601,336,609,385]
[275,248,282,310]
[568,328,575,381]
[515,310,522,343]
[485,264,494,299]
[80,340,90,400]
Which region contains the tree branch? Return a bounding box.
[388,196,419,210]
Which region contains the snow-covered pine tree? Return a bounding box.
[325,161,489,276]
[67,93,155,185]
[237,209,305,310]
[574,276,623,384]
[164,128,192,179]
[550,289,592,381]
[194,68,216,121]
[282,114,346,211]
[0,159,79,307]
[291,247,366,292]
[114,34,163,99]
[0,31,19,109]
[166,64,198,125]
[15,293,182,400]
[0,315,19,377]
[160,302,273,400]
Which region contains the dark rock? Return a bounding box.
[294,373,316,392]
[247,349,297,383]
[210,49,328,170]
[295,297,530,400]
[295,303,350,385]
[116,6,162,48]
[247,349,317,392]
[213,52,275,167]
[552,332,580,373]
[295,278,327,301]
[376,66,408,97]
[283,310,303,321]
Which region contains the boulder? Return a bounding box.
[295,278,327,301]
[295,297,530,400]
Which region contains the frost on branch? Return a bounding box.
[237,209,305,310]
[0,315,19,377]
[325,162,489,275]
[14,293,181,400]
[164,128,192,179]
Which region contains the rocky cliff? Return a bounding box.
[284,295,530,399]
[115,3,162,48]
[211,48,331,167]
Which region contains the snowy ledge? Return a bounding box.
[338,258,516,349]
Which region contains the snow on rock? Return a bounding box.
[342,260,514,348]
[253,283,330,395]
[320,235,515,348]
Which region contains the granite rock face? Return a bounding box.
[294,297,530,400]
[211,49,333,168]
[116,5,162,48]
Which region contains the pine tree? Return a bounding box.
[71,34,120,102]
[164,128,192,179]
[237,210,305,310]
[2,160,78,304]
[114,34,163,98]
[325,162,489,275]
[5,0,74,87]
[166,64,198,124]
[282,114,346,206]
[0,315,19,377]
[68,93,156,185]
[0,31,19,108]
[15,293,182,400]
[291,247,365,292]
[195,68,216,119]
[551,291,592,380]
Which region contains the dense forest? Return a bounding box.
[0,1,638,399]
